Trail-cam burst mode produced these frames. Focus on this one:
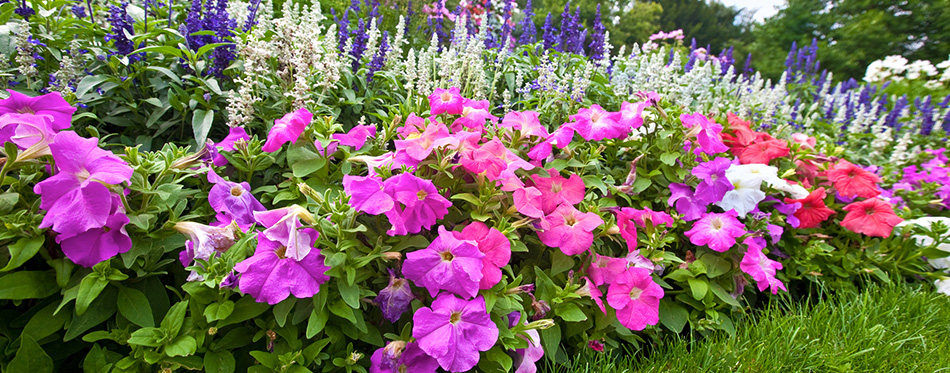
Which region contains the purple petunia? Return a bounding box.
[691,157,734,205]
[667,183,708,221]
[207,169,266,230]
[382,173,453,236]
[0,90,76,131]
[261,107,313,152]
[375,269,415,322]
[413,294,498,372]
[404,226,484,298]
[56,194,131,267]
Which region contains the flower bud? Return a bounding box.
[381,252,402,261]
[605,224,621,235]
[525,319,555,330]
[208,327,218,335]
[587,340,605,352]
[506,284,535,295]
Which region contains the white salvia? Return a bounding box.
[403,48,417,93]
[363,18,380,64]
[387,17,407,68]
[889,131,913,164]
[14,23,37,79]
[51,40,84,96]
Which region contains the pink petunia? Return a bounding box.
[381,173,453,235]
[33,131,133,238]
[608,100,651,130]
[538,205,604,256]
[459,222,511,289]
[261,107,313,152]
[587,254,627,287]
[332,124,377,150]
[681,113,728,155]
[428,87,465,116]
[575,276,606,314]
[513,186,545,219]
[684,210,747,252]
[501,110,548,139]
[451,99,497,132]
[0,113,58,161]
[614,207,674,252]
[606,267,664,331]
[567,104,628,141]
[370,341,439,373]
[403,226,485,298]
[343,174,395,215]
[530,169,586,214]
[739,237,786,294]
[667,183,708,221]
[0,90,76,131]
[413,294,499,372]
[212,127,250,166]
[393,120,458,161]
[56,195,131,267]
[254,205,317,261]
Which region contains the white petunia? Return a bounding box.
[716,175,766,218]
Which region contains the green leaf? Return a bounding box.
[338,280,360,309]
[204,300,235,322]
[0,192,18,214]
[75,75,109,98]
[555,303,588,322]
[165,335,197,357]
[77,274,109,315]
[8,335,53,372]
[658,299,689,333]
[1,235,44,272]
[161,300,190,337]
[218,296,269,327]
[128,327,164,347]
[688,277,709,300]
[118,286,154,327]
[306,308,328,339]
[485,346,513,372]
[146,66,183,85]
[204,350,236,373]
[23,302,69,340]
[550,251,575,277]
[329,300,357,324]
[292,157,327,178]
[192,109,214,146]
[660,152,679,166]
[65,286,118,341]
[273,298,296,328]
[710,282,741,307]
[0,270,58,299]
[582,174,609,194]
[131,45,183,58]
[699,253,732,279]
[539,323,561,362]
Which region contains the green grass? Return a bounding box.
[548,284,950,372]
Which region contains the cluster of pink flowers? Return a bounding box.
[648,29,685,41]
[0,91,136,268]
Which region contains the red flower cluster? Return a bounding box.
[722,113,790,165]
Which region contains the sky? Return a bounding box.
[719,0,786,22]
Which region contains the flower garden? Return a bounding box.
[2,0,950,371]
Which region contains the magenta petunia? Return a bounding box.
[376,269,416,323]
[739,237,786,294]
[587,254,627,287]
[500,110,548,139]
[33,131,133,238]
[513,186,545,219]
[667,183,708,221]
[254,205,317,261]
[0,113,58,161]
[459,141,508,180]
[451,99,497,132]
[56,195,131,267]
[173,221,237,266]
[261,107,313,152]
[684,210,747,252]
[212,126,250,166]
[343,175,395,215]
[428,87,465,116]
[403,226,484,298]
[567,104,627,141]
[691,157,734,205]
[681,113,728,155]
[382,173,452,236]
[459,222,511,289]
[506,312,544,373]
[333,124,377,150]
[207,169,267,231]
[393,121,458,161]
[538,205,603,256]
[413,294,499,372]
[370,341,439,373]
[575,276,606,314]
[608,100,651,130]
[0,90,76,131]
[530,169,586,215]
[614,207,674,252]
[233,231,330,305]
[606,267,664,331]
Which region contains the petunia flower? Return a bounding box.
[343,175,395,215]
[739,237,786,294]
[575,276,606,314]
[716,173,767,217]
[567,104,627,141]
[614,207,674,252]
[841,198,903,237]
[684,210,747,252]
[608,100,651,131]
[538,204,604,256]
[606,267,664,331]
[207,169,267,231]
[451,99,497,132]
[333,124,377,150]
[376,269,416,322]
[667,183,708,221]
[393,121,458,161]
[692,158,735,205]
[261,107,313,152]
[33,131,133,238]
[530,169,586,214]
[506,312,544,373]
[0,113,57,161]
[56,195,131,267]
[370,341,439,373]
[500,110,548,139]
[681,113,728,155]
[826,160,882,199]
[459,222,511,290]
[513,186,545,219]
[173,221,237,267]
[253,205,317,261]
[0,90,76,131]
[783,187,835,229]
[212,127,250,166]
[428,87,465,116]
[233,229,330,305]
[413,294,499,372]
[790,133,816,149]
[403,226,484,298]
[587,254,627,287]
[737,137,789,165]
[382,173,453,236]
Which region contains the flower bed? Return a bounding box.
[2,0,950,372]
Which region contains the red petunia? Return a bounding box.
[723,113,756,146]
[825,160,881,199]
[784,187,835,229]
[737,138,790,165]
[722,113,789,165]
[841,198,903,237]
